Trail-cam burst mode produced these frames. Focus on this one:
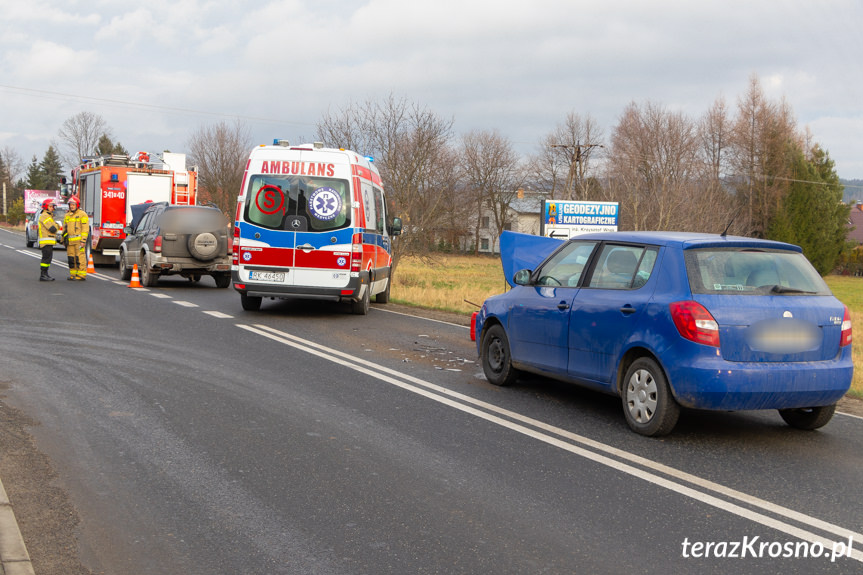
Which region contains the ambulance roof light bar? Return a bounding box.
[273,139,290,147]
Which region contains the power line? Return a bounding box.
[0,83,314,127]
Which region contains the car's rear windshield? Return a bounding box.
[685,247,831,295]
[244,174,351,232]
[161,207,226,231]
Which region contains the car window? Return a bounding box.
[535,241,598,287]
[244,174,351,232]
[685,248,831,295]
[588,244,656,289]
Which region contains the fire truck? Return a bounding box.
[68,152,198,265]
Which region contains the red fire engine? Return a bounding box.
[68,152,198,265]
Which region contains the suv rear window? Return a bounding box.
[161,207,227,232]
[685,248,831,295]
[244,174,351,232]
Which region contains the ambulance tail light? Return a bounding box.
[232,226,240,265]
[351,233,363,273]
[153,236,163,253]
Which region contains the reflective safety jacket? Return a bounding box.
[64,208,89,243]
[38,211,58,246]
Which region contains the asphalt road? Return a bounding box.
[1,227,862,574]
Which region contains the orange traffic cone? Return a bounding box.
[128,264,142,288]
[87,253,95,274]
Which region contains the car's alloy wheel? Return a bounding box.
[481,324,519,386]
[622,357,680,436]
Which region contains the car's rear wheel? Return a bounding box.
[778,404,836,430]
[241,294,262,311]
[140,255,159,287]
[481,324,520,386]
[351,285,370,315]
[119,251,132,281]
[214,273,231,288]
[622,357,680,436]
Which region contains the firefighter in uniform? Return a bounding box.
[63,196,89,280]
[37,199,58,281]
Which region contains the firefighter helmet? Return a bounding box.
[68,196,80,208]
[41,199,55,210]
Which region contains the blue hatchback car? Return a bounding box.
[472,231,853,436]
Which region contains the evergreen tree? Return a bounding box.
[768,145,849,275]
[96,134,115,156]
[25,155,45,189]
[40,145,65,190]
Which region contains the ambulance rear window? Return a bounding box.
[244,175,351,231]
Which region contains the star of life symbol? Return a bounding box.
[308,187,341,221]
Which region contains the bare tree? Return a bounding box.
[317,95,455,266]
[606,101,702,231]
[460,129,522,254]
[57,111,111,167]
[186,119,253,216]
[729,75,800,237]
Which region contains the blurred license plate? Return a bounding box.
[249,271,285,282]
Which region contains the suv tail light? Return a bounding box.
[153,236,163,253]
[841,306,852,347]
[670,301,720,347]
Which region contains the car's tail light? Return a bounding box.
[351,233,363,273]
[670,301,720,347]
[232,226,240,262]
[153,236,162,253]
[841,306,852,347]
[470,312,478,341]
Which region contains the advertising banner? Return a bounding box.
[542,200,619,239]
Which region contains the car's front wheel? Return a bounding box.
[622,357,680,436]
[119,251,132,281]
[481,324,520,386]
[779,404,836,430]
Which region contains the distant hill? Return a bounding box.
[842,179,863,203]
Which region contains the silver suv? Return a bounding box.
[119,202,232,287]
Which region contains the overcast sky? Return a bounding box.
[2,0,862,180]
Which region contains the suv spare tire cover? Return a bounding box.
[188,232,220,261]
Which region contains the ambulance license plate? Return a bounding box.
[249,271,285,282]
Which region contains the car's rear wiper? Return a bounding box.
[769,285,816,294]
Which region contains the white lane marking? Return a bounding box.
[373,306,469,329]
[203,311,234,319]
[173,301,198,308]
[238,322,863,562]
[150,293,173,299]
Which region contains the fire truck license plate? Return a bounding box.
[249,271,285,282]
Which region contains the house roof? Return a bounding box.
[848,204,863,244]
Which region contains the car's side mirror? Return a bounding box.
[123,226,133,234]
[513,269,531,286]
[389,217,403,236]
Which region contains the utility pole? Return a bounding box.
[551,142,603,201]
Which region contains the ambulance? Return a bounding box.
[232,141,402,314]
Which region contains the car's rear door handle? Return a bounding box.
[558,301,569,310]
[620,305,636,315]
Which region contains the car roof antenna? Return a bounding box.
[720,209,740,237]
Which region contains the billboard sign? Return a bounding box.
[542,200,619,239]
[23,189,63,214]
